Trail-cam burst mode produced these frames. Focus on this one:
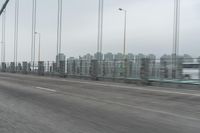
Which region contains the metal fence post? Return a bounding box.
[80,59,83,76]
[38,61,44,76]
[90,59,98,80]
[17,63,22,73]
[47,61,50,73]
[112,59,116,80]
[199,60,200,87]
[160,60,168,80]
[10,62,15,73]
[140,58,150,85]
[52,62,57,74]
[176,57,183,81]
[124,58,129,79]
[72,60,75,75]
[1,62,6,72]
[22,62,28,74]
[102,60,106,78]
[67,60,70,76]
[59,60,66,77]
[129,60,133,78]
[28,62,31,73]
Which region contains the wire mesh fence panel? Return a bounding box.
[102,60,115,78]
[0,57,200,85]
[81,60,91,76]
[66,59,91,77]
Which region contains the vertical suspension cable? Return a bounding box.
[97,0,104,60]
[97,0,101,55]
[172,0,180,78]
[1,10,6,63]
[59,0,62,53]
[176,0,180,56]
[100,0,104,61]
[56,0,62,68]
[34,0,37,63]
[14,0,19,65]
[31,0,36,63]
[31,0,33,62]
[173,0,180,56]
[57,0,62,56]
[56,0,60,56]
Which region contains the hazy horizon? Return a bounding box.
[0,0,200,62]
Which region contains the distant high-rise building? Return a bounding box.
[147,54,156,63]
[56,53,66,63]
[114,53,124,60]
[147,54,156,60]
[82,53,93,60]
[126,53,134,60]
[67,57,76,60]
[183,54,193,63]
[147,54,156,78]
[104,52,114,61]
[160,54,172,65]
[56,53,66,69]
[135,53,145,61]
[94,52,103,60]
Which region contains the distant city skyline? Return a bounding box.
[67,52,198,61]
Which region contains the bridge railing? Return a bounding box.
[0,58,200,85]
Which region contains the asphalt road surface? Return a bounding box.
[0,73,200,133]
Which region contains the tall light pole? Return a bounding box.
[56,0,63,68]
[172,0,180,79]
[119,8,127,58]
[173,0,180,58]
[35,32,41,61]
[97,0,104,60]
[57,0,62,57]
[14,0,19,65]
[31,0,37,69]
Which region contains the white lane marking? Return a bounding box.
[3,74,198,120]
[59,91,200,121]
[61,79,200,97]
[3,74,199,97]
[35,87,57,92]
[106,100,200,121]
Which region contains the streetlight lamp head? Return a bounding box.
[119,8,123,11]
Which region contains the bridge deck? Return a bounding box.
[0,73,200,133]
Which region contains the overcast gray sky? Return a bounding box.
[0,0,200,61]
